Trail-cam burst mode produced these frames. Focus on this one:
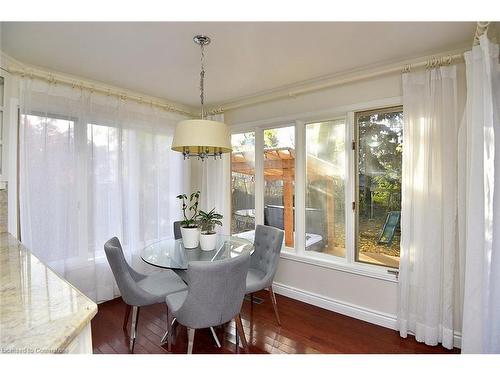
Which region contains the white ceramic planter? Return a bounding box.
[199,232,217,251]
[180,226,200,248]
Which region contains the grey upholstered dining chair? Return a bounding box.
[172,220,187,280]
[104,237,187,352]
[173,221,182,240]
[165,253,251,354]
[172,220,223,348]
[246,224,284,325]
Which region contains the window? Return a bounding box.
[21,113,80,260]
[263,126,295,247]
[305,119,346,258]
[231,132,255,235]
[355,107,403,268]
[230,102,403,275]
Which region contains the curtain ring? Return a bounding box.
[477,21,490,29]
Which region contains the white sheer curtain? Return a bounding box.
[459,35,500,353]
[19,78,189,302]
[398,65,460,349]
[192,113,231,234]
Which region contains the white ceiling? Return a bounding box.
[1,22,475,108]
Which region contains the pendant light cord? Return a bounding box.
[200,43,205,120]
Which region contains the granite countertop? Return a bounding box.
[0,233,97,353]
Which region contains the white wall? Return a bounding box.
[223,64,467,331]
[225,74,402,125]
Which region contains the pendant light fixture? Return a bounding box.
[171,35,231,161]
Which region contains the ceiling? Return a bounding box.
[1,22,476,108]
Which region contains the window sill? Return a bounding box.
[280,249,399,283]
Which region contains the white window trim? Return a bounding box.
[229,96,402,283]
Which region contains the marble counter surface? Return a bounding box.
[0,233,97,353]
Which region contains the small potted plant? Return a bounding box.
[197,208,223,251]
[176,191,201,248]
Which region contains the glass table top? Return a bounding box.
[141,235,254,270]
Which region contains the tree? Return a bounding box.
[264,129,279,148]
[358,110,403,217]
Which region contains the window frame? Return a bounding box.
[229,96,402,282]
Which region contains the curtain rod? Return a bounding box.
[208,52,465,115]
[1,65,196,118]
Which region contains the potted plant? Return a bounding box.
[197,208,223,251]
[176,191,201,248]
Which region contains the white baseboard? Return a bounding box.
[453,333,462,349]
[272,281,462,349]
[272,281,398,330]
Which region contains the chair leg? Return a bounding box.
[187,328,196,354]
[167,311,176,352]
[235,322,239,351]
[129,306,140,353]
[160,318,176,351]
[210,327,221,348]
[235,314,248,352]
[160,306,171,345]
[123,304,131,331]
[268,286,281,325]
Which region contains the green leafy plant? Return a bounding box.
[197,208,223,234]
[176,191,201,228]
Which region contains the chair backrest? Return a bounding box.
[251,225,284,287]
[175,253,250,329]
[173,221,182,240]
[104,237,150,306]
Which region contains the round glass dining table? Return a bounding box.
[141,235,254,270]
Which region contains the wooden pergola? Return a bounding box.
[231,147,342,247]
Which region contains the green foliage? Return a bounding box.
[197,208,223,234]
[357,110,403,217]
[176,191,201,227]
[264,129,279,148]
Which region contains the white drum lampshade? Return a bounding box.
[171,35,232,160]
[171,119,231,157]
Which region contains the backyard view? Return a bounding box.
[231,132,255,235]
[263,126,295,247]
[230,127,296,247]
[356,107,403,268]
[305,119,346,258]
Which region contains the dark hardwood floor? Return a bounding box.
[91,290,460,354]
